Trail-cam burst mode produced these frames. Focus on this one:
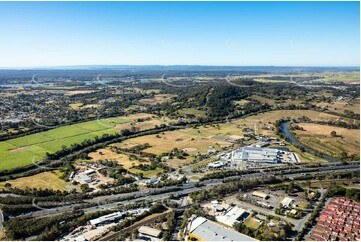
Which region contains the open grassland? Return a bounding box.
[0,110,350,171]
[293,123,360,159]
[237,110,357,162]
[116,123,242,167]
[249,95,305,107]
[69,102,83,109]
[311,71,360,83]
[113,113,165,132]
[81,104,100,109]
[234,109,346,136]
[118,110,344,165]
[243,216,260,229]
[139,94,176,105]
[88,148,163,178]
[243,109,352,124]
[245,72,360,84]
[248,95,278,105]
[65,90,96,95]
[253,78,294,83]
[117,123,238,155]
[233,100,250,106]
[130,167,164,178]
[88,148,150,169]
[291,179,360,191]
[314,99,360,115]
[178,108,207,118]
[0,171,71,191]
[0,113,161,171]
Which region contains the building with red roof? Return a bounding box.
[310,197,360,241]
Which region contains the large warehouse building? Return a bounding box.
[188,217,256,241]
[231,147,282,169]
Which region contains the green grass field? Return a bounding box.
[0,171,72,191]
[0,117,129,171]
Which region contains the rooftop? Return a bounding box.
[89,212,123,225]
[138,226,162,238]
[216,206,250,227]
[189,217,256,241]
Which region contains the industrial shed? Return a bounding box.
[189,217,256,241]
[138,226,162,238]
[252,191,270,200]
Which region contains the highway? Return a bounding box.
[0,209,3,232]
[14,162,359,219]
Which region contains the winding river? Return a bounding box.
[279,121,340,162]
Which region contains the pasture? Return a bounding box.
[178,108,207,118]
[116,122,247,167]
[69,103,83,109]
[118,110,345,165]
[0,112,178,171]
[313,99,360,115]
[88,148,151,169]
[88,148,163,178]
[249,95,305,107]
[0,110,352,171]
[311,71,360,83]
[139,94,176,105]
[0,115,144,171]
[293,123,360,159]
[0,171,71,191]
[253,78,293,83]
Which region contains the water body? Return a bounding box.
[279,121,339,162]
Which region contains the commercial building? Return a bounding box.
[83,169,96,175]
[138,226,162,238]
[231,147,282,169]
[216,206,250,227]
[252,191,270,200]
[207,161,224,169]
[280,197,294,208]
[77,169,96,183]
[188,217,256,241]
[89,212,124,226]
[79,173,92,183]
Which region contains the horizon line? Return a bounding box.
[0,64,359,70]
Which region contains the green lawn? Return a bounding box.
[129,167,164,178]
[243,217,260,229]
[0,117,129,171]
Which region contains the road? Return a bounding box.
[226,188,328,239]
[0,209,4,232]
[14,163,359,219]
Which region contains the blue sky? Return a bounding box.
[0,1,359,67]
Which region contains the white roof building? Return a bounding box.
[189,217,256,241]
[216,206,250,227]
[79,173,92,183]
[207,161,224,168]
[83,169,96,175]
[252,191,269,200]
[138,226,162,238]
[281,197,294,208]
[232,147,282,169]
[89,212,123,226]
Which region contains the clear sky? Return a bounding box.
[0,1,359,67]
